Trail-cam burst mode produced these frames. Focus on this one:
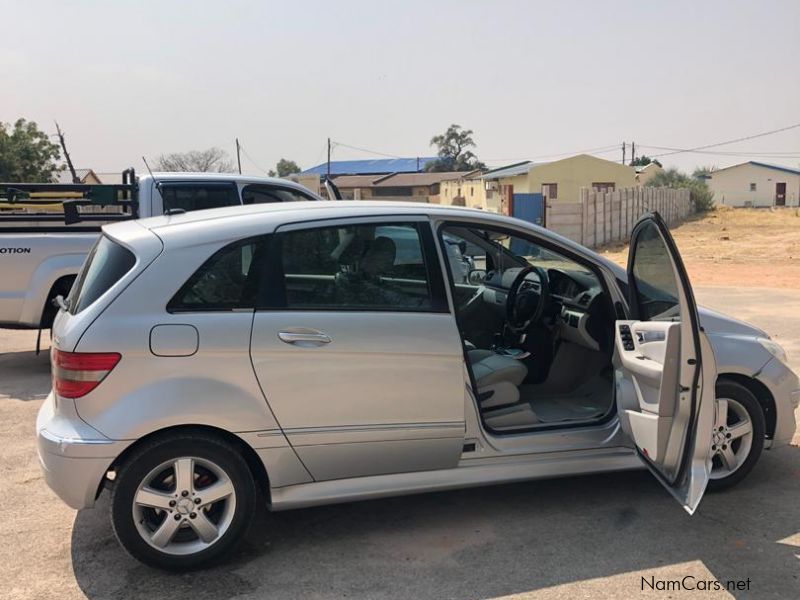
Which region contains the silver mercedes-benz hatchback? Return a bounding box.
[37,201,799,570]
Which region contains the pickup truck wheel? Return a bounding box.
[41,275,75,329]
[111,432,256,570]
[706,381,765,492]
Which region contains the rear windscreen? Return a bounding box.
[69,236,136,314]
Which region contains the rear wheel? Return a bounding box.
[706,381,765,491]
[111,432,256,570]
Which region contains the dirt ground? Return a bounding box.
[601,206,800,289]
[1,207,799,599]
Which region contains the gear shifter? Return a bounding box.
[491,331,531,360]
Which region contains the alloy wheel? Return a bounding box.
[132,457,236,555]
[709,397,754,479]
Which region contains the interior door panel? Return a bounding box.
[615,320,681,463]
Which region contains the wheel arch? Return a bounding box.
[39,274,76,328]
[717,373,776,441]
[98,424,270,501]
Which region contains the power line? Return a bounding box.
[636,144,800,158]
[482,144,620,163]
[330,141,402,159]
[643,122,800,158]
[238,144,271,175]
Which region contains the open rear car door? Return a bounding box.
[614,212,716,514]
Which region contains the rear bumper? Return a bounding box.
[757,358,799,448]
[36,392,129,509]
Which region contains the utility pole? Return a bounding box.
[235,138,242,174]
[622,142,626,165]
[327,137,331,178]
[54,121,79,184]
[630,141,635,166]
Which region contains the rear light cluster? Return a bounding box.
[51,348,121,399]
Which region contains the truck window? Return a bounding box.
[241,184,315,204]
[160,183,240,213]
[69,236,136,314]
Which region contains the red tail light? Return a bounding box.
[51,348,121,399]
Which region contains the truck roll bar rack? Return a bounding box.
[0,167,138,226]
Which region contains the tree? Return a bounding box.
[154,147,234,172]
[0,119,62,182]
[630,155,662,168]
[692,165,716,179]
[646,167,715,212]
[426,124,486,172]
[268,158,301,178]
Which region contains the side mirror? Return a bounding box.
[467,269,487,285]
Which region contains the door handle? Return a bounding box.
[278,330,332,345]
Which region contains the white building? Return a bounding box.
[706,161,800,207]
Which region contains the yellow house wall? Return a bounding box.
[439,178,498,211]
[635,164,663,186]
[527,154,636,202]
[494,173,530,194]
[287,174,321,195]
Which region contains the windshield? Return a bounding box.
[444,226,592,277]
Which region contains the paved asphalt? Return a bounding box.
[1,286,798,599]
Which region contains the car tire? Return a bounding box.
[110,431,256,570]
[706,381,765,492]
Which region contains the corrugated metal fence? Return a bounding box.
[546,186,692,247]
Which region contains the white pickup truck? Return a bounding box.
[0,170,324,338]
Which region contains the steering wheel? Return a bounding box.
[506,266,550,333]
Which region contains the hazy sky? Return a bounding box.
[4,0,799,175]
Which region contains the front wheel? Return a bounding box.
[111,432,256,570]
[706,381,765,492]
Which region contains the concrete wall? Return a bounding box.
[546,186,692,248]
[341,185,431,200]
[707,163,800,207]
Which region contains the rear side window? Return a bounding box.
[241,184,315,204]
[160,183,240,213]
[277,222,439,311]
[168,238,267,312]
[69,236,136,314]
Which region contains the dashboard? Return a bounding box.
[481,266,609,351]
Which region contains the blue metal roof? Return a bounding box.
[748,161,800,176]
[713,161,800,176]
[301,157,438,176]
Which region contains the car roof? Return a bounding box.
[131,201,506,233]
[104,200,625,277]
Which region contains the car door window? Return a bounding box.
[168,238,266,311]
[242,184,314,204]
[160,183,240,213]
[629,222,681,321]
[277,222,440,311]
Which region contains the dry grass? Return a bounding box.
[599,207,800,289]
